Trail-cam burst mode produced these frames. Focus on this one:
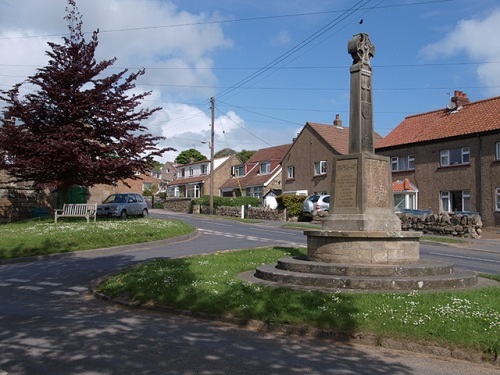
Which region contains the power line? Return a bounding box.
[215,0,372,100]
[0,0,454,40]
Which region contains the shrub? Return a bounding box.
[277,194,307,217]
[192,195,260,210]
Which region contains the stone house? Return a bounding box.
[220,144,291,198]
[281,115,382,196]
[376,90,500,227]
[167,155,241,198]
[159,161,177,193]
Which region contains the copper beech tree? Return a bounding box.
[0,0,171,204]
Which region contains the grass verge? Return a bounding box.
[0,218,195,259]
[97,246,500,360]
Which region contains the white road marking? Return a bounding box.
[6,278,29,283]
[38,282,63,286]
[18,286,44,291]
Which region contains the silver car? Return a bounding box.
[96,193,149,219]
[302,194,330,218]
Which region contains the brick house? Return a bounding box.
[167,155,241,198]
[88,171,162,205]
[376,90,500,227]
[220,144,291,198]
[281,115,382,196]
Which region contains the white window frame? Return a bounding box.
[496,142,500,161]
[440,147,470,167]
[287,166,295,179]
[391,155,415,172]
[200,164,208,175]
[440,190,471,212]
[142,182,153,191]
[314,160,327,176]
[260,161,271,174]
[496,187,500,211]
[189,167,194,176]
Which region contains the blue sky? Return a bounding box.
[1,0,499,162]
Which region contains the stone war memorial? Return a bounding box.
[252,33,479,291]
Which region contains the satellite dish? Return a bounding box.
[447,101,457,110]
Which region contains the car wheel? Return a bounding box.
[120,210,128,219]
[142,208,148,218]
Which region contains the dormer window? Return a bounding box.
[260,161,271,174]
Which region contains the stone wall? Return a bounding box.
[397,212,483,238]
[215,205,286,221]
[0,188,53,223]
[163,198,192,213]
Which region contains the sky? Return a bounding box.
[1,0,499,163]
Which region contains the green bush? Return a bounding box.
[277,194,307,217]
[192,195,260,209]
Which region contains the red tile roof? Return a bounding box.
[377,95,500,149]
[307,122,383,154]
[393,179,417,192]
[220,144,291,190]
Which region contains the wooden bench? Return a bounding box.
[54,203,97,223]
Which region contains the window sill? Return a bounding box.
[438,164,470,170]
[391,169,415,174]
[313,174,327,178]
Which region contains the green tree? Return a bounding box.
[237,149,256,163]
[175,149,207,164]
[0,0,170,204]
[214,148,236,158]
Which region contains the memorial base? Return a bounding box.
[305,230,421,264]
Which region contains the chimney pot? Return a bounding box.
[451,90,470,107]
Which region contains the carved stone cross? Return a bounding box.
[347,33,375,154]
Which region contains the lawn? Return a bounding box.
[98,246,500,360]
[0,218,195,259]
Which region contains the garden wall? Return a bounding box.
[163,198,192,213]
[397,212,483,239]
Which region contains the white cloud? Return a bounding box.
[420,8,500,95]
[270,30,292,46]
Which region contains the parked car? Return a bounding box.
[302,194,330,218]
[96,193,148,219]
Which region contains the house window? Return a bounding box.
[180,168,185,177]
[200,164,208,175]
[287,166,295,179]
[496,188,500,211]
[394,192,416,211]
[314,161,327,175]
[186,185,200,198]
[496,142,500,161]
[260,161,270,174]
[440,147,470,167]
[391,155,415,172]
[142,182,153,192]
[189,167,194,176]
[252,186,263,198]
[440,190,471,212]
[233,166,245,177]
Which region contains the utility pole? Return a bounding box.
[209,97,215,215]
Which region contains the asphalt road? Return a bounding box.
[0,211,498,374]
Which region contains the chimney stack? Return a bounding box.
[333,114,343,127]
[451,90,470,107]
